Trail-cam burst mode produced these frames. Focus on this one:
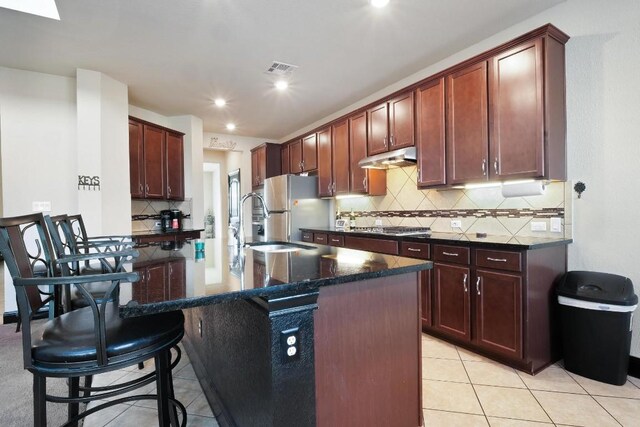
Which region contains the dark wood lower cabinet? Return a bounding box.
[433,263,471,341]
[133,258,185,304]
[420,270,432,328]
[475,269,523,359]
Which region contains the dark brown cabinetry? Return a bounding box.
[281,144,290,175]
[318,121,352,198]
[416,78,446,188]
[446,61,489,185]
[289,134,317,174]
[133,258,185,304]
[129,117,184,200]
[433,262,471,341]
[250,143,281,188]
[367,92,414,156]
[317,127,333,197]
[165,131,184,200]
[349,112,386,196]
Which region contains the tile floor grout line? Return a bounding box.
[588,394,625,427]
[455,345,491,426]
[521,371,559,426]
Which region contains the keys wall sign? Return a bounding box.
[78,175,100,191]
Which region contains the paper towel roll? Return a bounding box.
[501,181,546,197]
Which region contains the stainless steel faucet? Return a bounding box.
[236,192,270,249]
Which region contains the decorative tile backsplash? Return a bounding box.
[131,199,193,232]
[337,166,572,239]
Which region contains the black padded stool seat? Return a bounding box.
[33,304,184,366]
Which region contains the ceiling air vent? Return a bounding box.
[264,61,298,75]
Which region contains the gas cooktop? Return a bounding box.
[351,226,431,236]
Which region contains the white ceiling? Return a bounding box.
[0,0,563,140]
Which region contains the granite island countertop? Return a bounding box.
[119,240,431,317]
[300,227,572,250]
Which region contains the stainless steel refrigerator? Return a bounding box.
[263,175,330,242]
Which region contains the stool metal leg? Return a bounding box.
[68,377,80,427]
[33,374,47,427]
[155,350,171,427]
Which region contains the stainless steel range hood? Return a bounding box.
[357,147,417,169]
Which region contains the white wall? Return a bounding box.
[203,132,274,238]
[285,0,640,357]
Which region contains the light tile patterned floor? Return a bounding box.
[83,335,640,426]
[422,333,640,427]
[83,346,219,427]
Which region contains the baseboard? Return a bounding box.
[629,356,640,379]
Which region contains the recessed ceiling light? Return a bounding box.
[275,80,289,90]
[226,123,236,131]
[370,0,389,8]
[214,98,226,107]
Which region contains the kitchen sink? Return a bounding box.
[247,242,315,253]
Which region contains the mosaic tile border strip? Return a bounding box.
[348,208,564,219]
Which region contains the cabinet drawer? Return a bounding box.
[301,231,313,243]
[476,249,522,272]
[433,245,470,265]
[344,236,399,255]
[314,233,328,245]
[400,242,430,259]
[328,234,344,247]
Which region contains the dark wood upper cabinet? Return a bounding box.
[250,143,281,188]
[317,127,333,197]
[367,91,414,156]
[302,133,318,171]
[281,144,290,175]
[165,131,184,200]
[129,117,184,200]
[289,135,317,174]
[142,125,166,199]
[289,139,303,174]
[129,120,144,198]
[349,111,386,196]
[446,61,489,185]
[416,78,446,188]
[331,120,350,196]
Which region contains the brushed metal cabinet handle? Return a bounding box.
[487,257,507,262]
[383,136,387,147]
[476,276,481,295]
[442,251,459,257]
[407,247,421,252]
[390,135,395,146]
[463,273,468,292]
[494,157,499,174]
[481,158,487,176]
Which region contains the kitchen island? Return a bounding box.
[118,241,431,426]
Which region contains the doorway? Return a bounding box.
[203,163,223,284]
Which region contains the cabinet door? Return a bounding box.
[132,266,148,303]
[142,125,166,199]
[389,92,414,149]
[129,120,144,198]
[302,133,318,171]
[332,120,350,195]
[251,149,259,187]
[251,146,266,188]
[168,259,186,299]
[166,132,184,200]
[475,269,523,359]
[317,127,333,197]
[420,270,432,328]
[416,78,446,187]
[433,263,471,341]
[289,140,303,174]
[281,144,290,175]
[446,62,489,185]
[490,39,544,180]
[145,263,168,303]
[349,112,368,193]
[367,102,388,155]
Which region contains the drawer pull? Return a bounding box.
[331,238,340,243]
[463,273,468,292]
[317,237,325,241]
[407,248,421,252]
[442,251,459,256]
[487,257,508,262]
[476,276,481,295]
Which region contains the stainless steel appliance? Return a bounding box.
[251,188,266,242]
[263,175,330,242]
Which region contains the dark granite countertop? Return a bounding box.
[119,240,431,317]
[131,228,203,237]
[300,228,572,250]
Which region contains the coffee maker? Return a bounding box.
[160,209,183,232]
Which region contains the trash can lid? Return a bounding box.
[556,271,638,306]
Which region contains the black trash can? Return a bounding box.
[557,271,637,385]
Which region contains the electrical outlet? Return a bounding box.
[530,221,547,232]
[550,217,562,233]
[375,218,383,226]
[41,201,51,212]
[280,328,300,362]
[450,220,462,229]
[32,201,43,212]
[155,221,162,228]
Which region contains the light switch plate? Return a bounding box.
[550,217,562,233]
[531,221,547,231]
